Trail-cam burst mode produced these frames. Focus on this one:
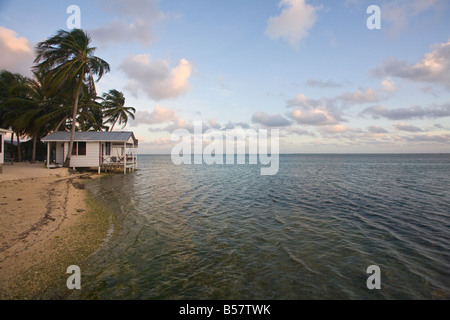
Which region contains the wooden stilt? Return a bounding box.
[46,142,50,169]
[124,142,127,175]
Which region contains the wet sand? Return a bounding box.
[0,163,111,299]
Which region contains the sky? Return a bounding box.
[0,0,449,153]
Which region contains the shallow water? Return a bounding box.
[73,154,450,299]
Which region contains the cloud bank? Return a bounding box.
[361,104,450,120]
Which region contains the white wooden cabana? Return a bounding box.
[0,128,13,174]
[41,131,138,174]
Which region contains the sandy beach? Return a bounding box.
[0,163,111,299]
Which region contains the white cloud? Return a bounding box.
[132,105,239,134]
[91,0,164,45]
[289,109,338,126]
[403,133,450,144]
[305,78,344,88]
[316,124,392,141]
[265,0,321,48]
[291,80,394,108]
[361,103,450,120]
[381,78,396,92]
[338,88,380,105]
[91,20,154,46]
[367,125,389,134]
[0,27,34,76]
[383,0,446,37]
[251,111,291,127]
[319,124,353,134]
[286,81,395,127]
[287,93,322,109]
[287,93,344,125]
[222,121,251,130]
[131,105,178,126]
[286,126,315,136]
[317,125,366,140]
[138,137,178,154]
[337,80,396,105]
[393,123,424,133]
[372,40,450,88]
[120,54,193,101]
[130,105,205,133]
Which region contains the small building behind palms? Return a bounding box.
[0,128,13,173]
[42,131,138,174]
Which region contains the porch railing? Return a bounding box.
[101,156,136,165]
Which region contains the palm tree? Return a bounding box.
[77,93,108,132]
[1,71,53,163]
[0,70,18,143]
[75,76,108,132]
[102,89,136,131]
[0,70,30,162]
[34,29,110,167]
[14,75,59,163]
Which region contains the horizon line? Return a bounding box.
[135,153,450,155]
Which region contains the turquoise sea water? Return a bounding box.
[71,154,450,299]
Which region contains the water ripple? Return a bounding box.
[74,154,450,300]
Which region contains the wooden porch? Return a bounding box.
[100,154,137,174]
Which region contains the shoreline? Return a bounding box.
[0,163,112,299]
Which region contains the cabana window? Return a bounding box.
[78,142,86,155]
[72,142,87,156]
[105,142,111,156]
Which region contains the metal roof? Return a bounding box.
[42,131,136,143]
[0,128,13,134]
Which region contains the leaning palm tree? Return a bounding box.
[34,29,110,167]
[102,89,136,131]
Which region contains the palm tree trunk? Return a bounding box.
[31,136,37,164]
[55,116,68,131]
[16,134,21,162]
[65,85,81,167]
[10,132,14,159]
[110,120,117,132]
